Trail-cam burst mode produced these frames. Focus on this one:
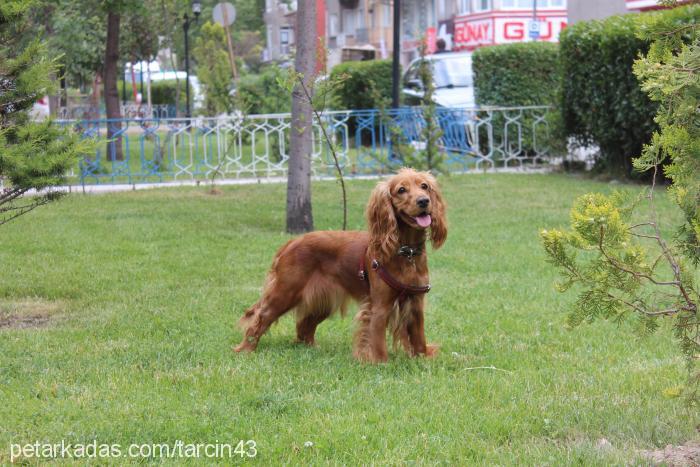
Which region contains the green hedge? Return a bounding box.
[330,59,394,110]
[237,66,291,115]
[560,13,656,175]
[117,80,192,107]
[473,42,559,106]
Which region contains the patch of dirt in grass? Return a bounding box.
[0,298,63,330]
[640,440,700,466]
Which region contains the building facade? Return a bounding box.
[325,0,395,68]
[448,0,568,52]
[263,0,296,62]
[567,0,626,23]
[264,0,572,68]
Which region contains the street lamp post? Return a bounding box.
[391,0,401,109]
[184,0,202,119]
[532,0,538,42]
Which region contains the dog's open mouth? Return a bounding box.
[413,213,432,228]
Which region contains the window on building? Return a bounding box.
[474,0,490,11]
[329,13,338,36]
[280,27,291,55]
[382,3,391,26]
[501,0,565,7]
[459,0,470,14]
[343,10,356,34]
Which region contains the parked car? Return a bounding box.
[402,51,474,108]
[402,52,477,156]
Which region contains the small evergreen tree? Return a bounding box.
[542,1,699,403]
[0,0,89,225]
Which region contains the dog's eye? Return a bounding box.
[397,187,407,194]
[421,183,429,190]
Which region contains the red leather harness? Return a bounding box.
[358,252,431,301]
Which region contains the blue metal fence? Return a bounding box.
[59,106,554,185]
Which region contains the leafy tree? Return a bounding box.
[49,0,105,89]
[0,0,90,225]
[193,21,235,115]
[237,65,291,114]
[542,1,699,402]
[232,30,263,73]
[164,0,264,78]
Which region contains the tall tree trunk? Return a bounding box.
[91,73,101,120]
[286,0,316,234]
[104,10,123,161]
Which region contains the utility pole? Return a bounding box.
[532,0,538,42]
[183,15,191,119]
[391,0,401,109]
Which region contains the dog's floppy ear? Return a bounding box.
[366,181,398,261]
[426,174,447,249]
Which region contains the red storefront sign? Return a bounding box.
[454,19,492,48]
[453,11,567,50]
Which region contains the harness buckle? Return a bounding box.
[398,245,416,260]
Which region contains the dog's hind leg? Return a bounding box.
[234,274,301,352]
[295,279,346,346]
[234,302,290,352]
[295,309,331,346]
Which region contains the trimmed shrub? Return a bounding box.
[237,66,291,115]
[473,42,559,106]
[472,42,563,159]
[559,13,657,176]
[330,59,394,110]
[118,80,192,106]
[560,6,700,176]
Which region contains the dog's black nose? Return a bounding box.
[417,197,430,208]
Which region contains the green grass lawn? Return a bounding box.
[0,173,697,464]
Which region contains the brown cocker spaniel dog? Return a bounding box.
[234,168,447,362]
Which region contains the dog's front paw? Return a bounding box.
[425,343,439,358]
[233,336,258,353]
[353,348,388,364]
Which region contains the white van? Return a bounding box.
[402,51,475,108]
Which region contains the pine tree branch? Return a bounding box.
[629,222,656,230]
[598,226,681,287]
[0,194,56,226]
[0,187,28,206]
[629,232,660,240]
[648,164,697,313]
[602,288,680,317]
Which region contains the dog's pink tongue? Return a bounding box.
[414,214,432,228]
